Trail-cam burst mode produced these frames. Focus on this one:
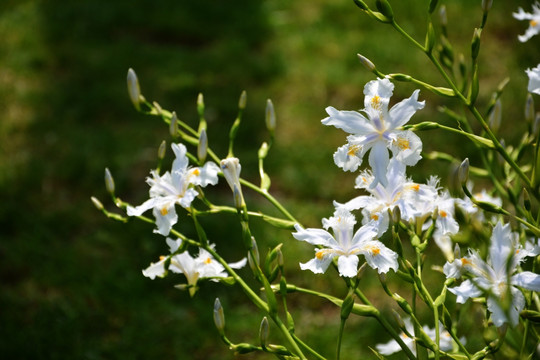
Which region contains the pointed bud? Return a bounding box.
[213,298,225,334]
[471,28,482,60]
[525,93,535,124]
[248,236,260,272]
[259,317,269,347]
[458,158,469,185]
[152,101,163,115]
[453,244,461,260]
[357,54,376,72]
[276,247,284,267]
[104,168,115,195]
[481,0,493,13]
[197,93,205,118]
[265,99,276,133]
[170,111,179,138]
[91,196,104,211]
[198,129,208,163]
[392,205,401,224]
[488,99,502,133]
[127,68,141,110]
[158,140,167,161]
[238,90,247,110]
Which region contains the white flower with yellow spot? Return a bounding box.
[322,78,424,188]
[513,2,540,42]
[292,208,398,277]
[142,238,246,297]
[445,222,540,327]
[336,159,419,235]
[127,143,220,235]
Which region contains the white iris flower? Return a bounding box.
[292,208,398,277]
[142,238,246,297]
[336,158,419,235]
[526,64,540,95]
[513,3,540,42]
[127,143,220,236]
[322,78,424,188]
[445,222,540,327]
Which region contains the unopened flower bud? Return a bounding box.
[158,140,167,160]
[213,298,225,334]
[238,90,247,110]
[198,128,208,163]
[233,184,245,209]
[259,317,269,347]
[197,93,205,118]
[91,196,104,211]
[104,168,115,195]
[471,28,482,60]
[488,99,502,133]
[221,157,245,207]
[127,68,141,110]
[525,93,535,124]
[265,99,276,133]
[392,205,401,224]
[248,236,260,272]
[152,101,163,115]
[276,247,284,267]
[453,243,461,260]
[357,54,376,72]
[458,158,469,185]
[482,0,493,12]
[170,111,179,138]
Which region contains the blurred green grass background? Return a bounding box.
[1,0,539,358]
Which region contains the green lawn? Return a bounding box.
[1,0,538,358]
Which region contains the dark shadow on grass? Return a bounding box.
[0,1,282,358]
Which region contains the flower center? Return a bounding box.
[439,210,448,218]
[347,144,361,156]
[204,257,212,264]
[161,207,169,216]
[394,137,410,150]
[531,20,538,27]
